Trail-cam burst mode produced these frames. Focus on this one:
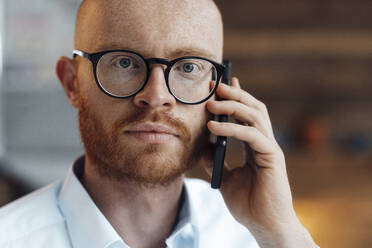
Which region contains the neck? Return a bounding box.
[81,155,184,248]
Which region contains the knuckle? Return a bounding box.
[236,89,245,103]
[257,111,265,124]
[229,101,239,114]
[249,109,261,127]
[232,101,242,113]
[245,125,255,135]
[258,101,266,111]
[240,91,250,103]
[251,108,259,120]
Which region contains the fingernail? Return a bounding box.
[232,77,240,86]
[209,120,219,125]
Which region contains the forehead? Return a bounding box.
[75,0,223,61]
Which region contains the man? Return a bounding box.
[0,0,319,247]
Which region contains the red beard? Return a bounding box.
[77,95,209,186]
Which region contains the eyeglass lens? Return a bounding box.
[96,51,218,103]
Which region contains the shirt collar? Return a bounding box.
[58,155,199,248]
[166,183,199,247]
[58,156,127,248]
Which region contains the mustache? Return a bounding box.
[112,110,191,142]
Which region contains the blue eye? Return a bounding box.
[119,58,131,68]
[182,63,195,73]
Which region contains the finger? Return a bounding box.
[216,82,263,111]
[207,100,273,139]
[230,77,241,88]
[208,121,275,155]
[216,81,272,128]
[215,82,274,138]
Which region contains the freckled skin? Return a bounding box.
[73,0,223,183]
[75,0,223,135]
[75,0,223,58]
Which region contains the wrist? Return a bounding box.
[249,216,318,248]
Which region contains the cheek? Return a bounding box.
[78,64,134,131]
[77,60,96,93]
[94,100,134,133]
[78,84,132,133]
[183,104,209,138]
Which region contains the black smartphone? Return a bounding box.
[211,60,231,189]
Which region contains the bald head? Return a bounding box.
[75,0,223,61]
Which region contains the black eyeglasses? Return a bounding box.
[73,49,225,104]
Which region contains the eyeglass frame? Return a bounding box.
[72,49,226,105]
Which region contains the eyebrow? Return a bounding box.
[93,44,219,62]
[167,47,219,61]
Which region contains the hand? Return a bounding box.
[204,77,318,248]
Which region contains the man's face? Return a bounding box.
[73,0,223,185]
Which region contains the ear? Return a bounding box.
[56,56,80,108]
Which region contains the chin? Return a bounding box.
[94,145,190,186]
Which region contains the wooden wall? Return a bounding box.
[207,1,372,247]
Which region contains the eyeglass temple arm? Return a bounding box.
[72,49,90,59]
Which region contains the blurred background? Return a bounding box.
[0,0,371,247]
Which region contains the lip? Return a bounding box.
[124,122,179,144]
[125,123,178,136]
[124,122,179,143]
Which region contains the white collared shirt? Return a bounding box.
[0,156,259,248]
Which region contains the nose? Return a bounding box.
[133,65,176,109]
